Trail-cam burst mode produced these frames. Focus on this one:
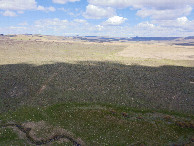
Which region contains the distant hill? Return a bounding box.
[184,36,194,39]
[77,36,181,42]
[130,37,180,41]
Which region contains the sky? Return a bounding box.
[0,0,194,37]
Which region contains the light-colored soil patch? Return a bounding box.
[22,121,70,142]
[2,121,85,145]
[118,43,194,60]
[37,67,63,95]
[0,39,124,65]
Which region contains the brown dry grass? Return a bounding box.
[1,36,194,67]
[118,43,194,60]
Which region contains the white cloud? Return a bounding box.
[33,18,92,35]
[35,18,68,27]
[58,8,68,12]
[2,10,17,16]
[177,17,194,31]
[17,11,24,14]
[88,0,194,9]
[32,18,106,36]
[34,18,69,34]
[52,0,80,4]
[129,0,194,10]
[104,16,127,25]
[137,22,155,28]
[151,16,194,32]
[37,6,56,12]
[84,5,116,19]
[0,26,28,34]
[177,17,189,25]
[0,0,56,16]
[47,7,56,12]
[88,0,131,9]
[136,5,192,20]
[37,6,47,11]
[96,25,104,31]
[1,17,194,37]
[0,0,37,10]
[88,0,194,20]
[58,8,82,17]
[73,19,87,24]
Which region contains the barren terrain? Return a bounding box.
[0,35,193,145]
[118,43,194,60]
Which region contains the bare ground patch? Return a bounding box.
[1,121,85,145]
[117,43,194,60]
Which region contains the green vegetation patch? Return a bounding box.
[0,128,18,142]
[0,127,28,145]
[0,103,193,145]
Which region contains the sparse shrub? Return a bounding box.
[136,116,143,120]
[121,112,128,117]
[175,121,194,129]
[163,115,173,121]
[110,109,116,114]
[191,137,194,142]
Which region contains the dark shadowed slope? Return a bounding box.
[0,61,194,113]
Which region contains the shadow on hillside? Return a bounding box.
[0,61,193,113]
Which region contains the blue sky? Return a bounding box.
[0,0,194,37]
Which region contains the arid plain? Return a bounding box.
[0,35,194,145]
